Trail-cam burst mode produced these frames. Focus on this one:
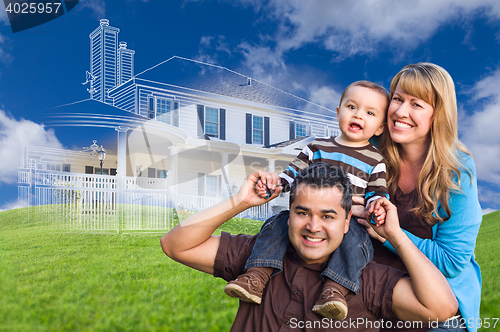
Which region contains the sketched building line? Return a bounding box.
[18,19,340,231]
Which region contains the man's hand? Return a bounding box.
[235,171,282,207]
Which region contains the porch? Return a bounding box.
[17,169,288,232]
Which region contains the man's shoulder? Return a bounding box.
[352,261,407,322]
[213,232,258,281]
[359,261,407,292]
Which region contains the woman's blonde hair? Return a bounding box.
[380,62,471,226]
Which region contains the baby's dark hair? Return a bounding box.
[289,162,353,213]
[339,80,390,109]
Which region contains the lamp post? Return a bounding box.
[98,146,106,175]
[83,140,108,175]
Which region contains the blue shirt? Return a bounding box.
[383,153,482,332]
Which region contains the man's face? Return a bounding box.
[288,183,351,265]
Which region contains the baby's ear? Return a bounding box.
[374,122,386,136]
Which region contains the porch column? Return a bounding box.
[221,152,230,198]
[267,158,276,173]
[115,126,130,205]
[170,146,179,199]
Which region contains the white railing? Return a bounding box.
[18,171,31,184]
[18,169,286,231]
[174,194,224,212]
[124,177,168,191]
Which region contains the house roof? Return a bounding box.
[38,99,150,150]
[134,56,334,117]
[267,136,311,148]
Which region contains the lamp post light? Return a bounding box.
[98,146,106,175]
[83,140,108,175]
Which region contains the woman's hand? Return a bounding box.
[352,196,387,243]
[357,218,387,243]
[366,198,404,244]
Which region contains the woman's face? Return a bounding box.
[387,84,434,147]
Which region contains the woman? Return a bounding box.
[361,63,482,332]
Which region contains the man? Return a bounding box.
[161,163,457,331]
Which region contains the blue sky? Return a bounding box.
[0,0,499,213]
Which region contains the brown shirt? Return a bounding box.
[214,232,406,332]
[372,187,434,332]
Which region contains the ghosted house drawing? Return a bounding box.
[18,19,340,231]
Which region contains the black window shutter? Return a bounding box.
[289,121,295,140]
[173,101,180,127]
[246,113,252,144]
[198,173,205,196]
[220,108,226,140]
[264,116,270,147]
[148,168,156,178]
[148,97,155,119]
[197,105,204,137]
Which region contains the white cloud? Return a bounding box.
[460,69,500,186]
[0,110,64,184]
[0,197,27,212]
[308,85,341,110]
[482,208,498,215]
[0,2,13,65]
[77,0,106,18]
[477,185,500,211]
[196,35,232,65]
[0,1,8,25]
[235,0,500,72]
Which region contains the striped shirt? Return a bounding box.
[280,137,388,206]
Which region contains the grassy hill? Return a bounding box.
[0,208,499,331]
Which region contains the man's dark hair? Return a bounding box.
[289,163,353,213]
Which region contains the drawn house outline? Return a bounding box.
[18,19,340,230]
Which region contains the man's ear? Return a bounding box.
[287,218,290,226]
[374,122,386,136]
[336,106,340,116]
[344,210,352,234]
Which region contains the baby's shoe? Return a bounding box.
[224,267,270,304]
[312,283,348,320]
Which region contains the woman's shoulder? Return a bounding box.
[455,150,476,178]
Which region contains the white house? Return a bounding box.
[17,20,340,231]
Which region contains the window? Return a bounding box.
[157,170,168,179]
[252,116,264,144]
[148,168,156,178]
[197,105,226,140]
[290,120,310,140]
[147,96,179,126]
[156,98,171,124]
[325,126,341,137]
[205,107,219,136]
[246,114,270,146]
[95,168,109,175]
[63,164,71,172]
[295,122,307,138]
[46,164,61,171]
[85,166,94,174]
[205,175,218,197]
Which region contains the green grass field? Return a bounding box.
[1,208,499,331]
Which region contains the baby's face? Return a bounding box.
[336,86,387,144]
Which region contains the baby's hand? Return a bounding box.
[255,178,269,198]
[366,199,387,227]
[254,172,281,199]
